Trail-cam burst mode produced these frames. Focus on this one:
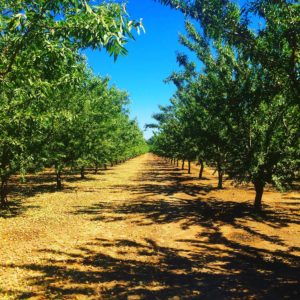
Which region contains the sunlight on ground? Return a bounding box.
[0,154,299,299]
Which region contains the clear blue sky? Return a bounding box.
[84,0,188,140]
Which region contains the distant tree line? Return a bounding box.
[150,0,299,210]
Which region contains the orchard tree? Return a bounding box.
[153,0,299,209]
[0,0,143,80]
[0,0,143,206]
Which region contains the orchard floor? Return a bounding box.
[0,153,300,299]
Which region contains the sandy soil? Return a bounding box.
[0,153,299,299]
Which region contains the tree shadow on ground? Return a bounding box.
[74,157,300,231]
[3,235,300,299]
[0,200,40,219]
[73,155,300,253]
[108,161,217,197]
[1,166,109,217]
[1,177,77,218]
[108,183,215,197]
[65,159,300,298]
[74,196,300,243]
[2,157,300,298]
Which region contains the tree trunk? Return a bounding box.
[217,162,223,189]
[56,169,62,189]
[80,167,85,179]
[0,177,8,207]
[94,164,98,174]
[104,163,107,170]
[176,159,179,167]
[254,181,264,211]
[182,160,185,170]
[199,159,204,179]
[111,161,114,167]
[188,160,191,174]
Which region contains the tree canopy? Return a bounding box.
[152,0,299,210]
[0,0,147,206]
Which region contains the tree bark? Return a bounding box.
[182,160,185,170]
[199,159,204,179]
[188,160,191,174]
[217,162,223,189]
[176,159,179,167]
[0,177,8,207]
[254,181,264,211]
[80,167,85,179]
[94,164,98,174]
[56,169,62,189]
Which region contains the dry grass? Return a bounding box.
[0,154,299,299]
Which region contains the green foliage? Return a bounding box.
[153,0,299,209]
[0,0,146,205]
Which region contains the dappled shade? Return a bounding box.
[1,155,299,299]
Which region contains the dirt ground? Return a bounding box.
[0,153,299,299]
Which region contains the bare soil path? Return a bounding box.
[0,153,299,299]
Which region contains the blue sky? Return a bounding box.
[84,0,189,139]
